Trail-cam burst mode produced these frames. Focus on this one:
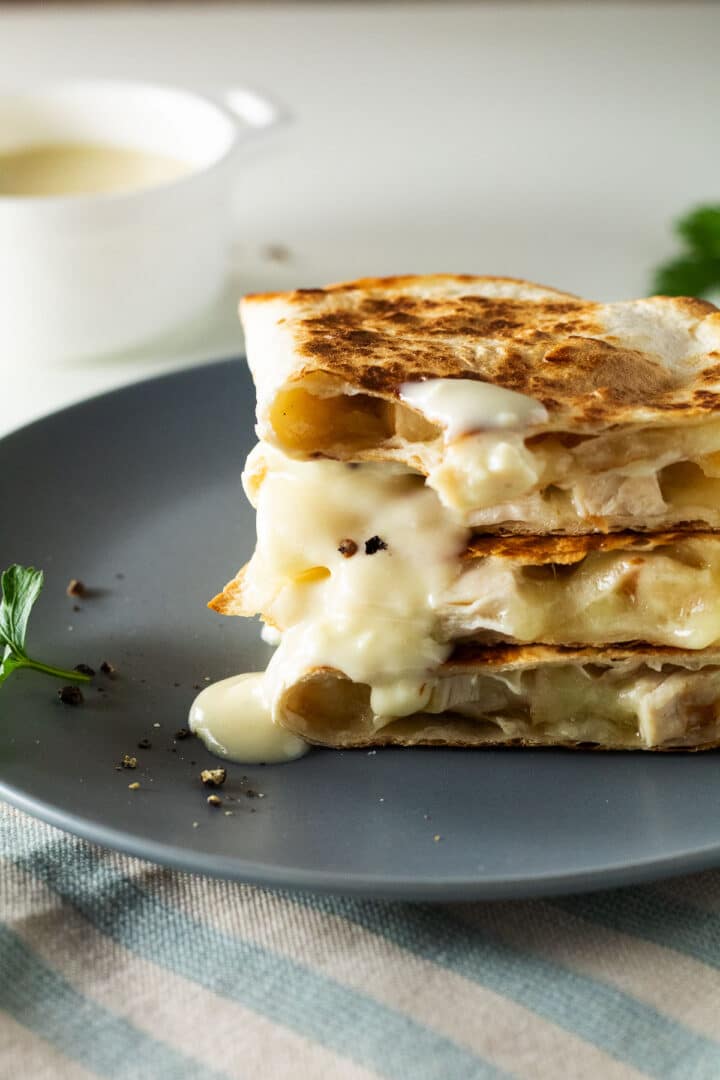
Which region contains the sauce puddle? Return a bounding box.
[189,672,308,765]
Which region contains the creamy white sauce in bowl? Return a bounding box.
[0,142,191,197]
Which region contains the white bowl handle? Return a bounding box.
[220,86,288,140]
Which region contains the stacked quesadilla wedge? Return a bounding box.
[212,275,720,750]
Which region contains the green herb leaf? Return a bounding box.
[652,204,720,298]
[0,565,44,657]
[652,254,720,300]
[0,565,92,688]
[676,206,720,259]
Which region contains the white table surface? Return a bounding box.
[2,0,719,437]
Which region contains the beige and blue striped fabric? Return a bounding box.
[2,801,720,1079]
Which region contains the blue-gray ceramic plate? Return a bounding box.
[2,360,720,899]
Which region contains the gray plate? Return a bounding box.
[2,360,720,900]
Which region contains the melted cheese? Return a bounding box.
[241,444,468,721]
[435,663,720,748]
[265,375,720,529]
[446,540,720,648]
[399,378,548,439]
[242,447,720,654]
[400,665,647,744]
[431,662,720,749]
[419,418,720,525]
[189,672,308,764]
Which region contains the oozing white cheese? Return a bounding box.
[447,544,720,649]
[189,672,308,764]
[427,433,541,510]
[243,444,470,723]
[399,377,548,439]
[396,382,720,523]
[260,623,282,646]
[434,420,720,525]
[242,447,720,653]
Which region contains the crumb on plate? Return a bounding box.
[200,768,227,788]
[57,686,84,706]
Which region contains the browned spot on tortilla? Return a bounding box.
[296,295,607,400]
[539,337,678,406]
[446,641,720,668]
[465,530,718,565]
[242,274,720,427]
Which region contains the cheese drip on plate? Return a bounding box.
[189,672,308,764]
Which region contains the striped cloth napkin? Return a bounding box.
[2,801,719,1080]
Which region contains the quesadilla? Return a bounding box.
[212,445,720,651]
[241,275,720,534]
[275,644,720,751]
[197,276,720,759]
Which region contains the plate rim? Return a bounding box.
[5,779,720,900]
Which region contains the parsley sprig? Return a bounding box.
[653,205,720,298]
[0,565,92,687]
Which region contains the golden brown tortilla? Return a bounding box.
[241,274,720,447]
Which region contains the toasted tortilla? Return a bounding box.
[276,643,720,751]
[241,276,720,532]
[242,274,720,434]
[464,528,719,563]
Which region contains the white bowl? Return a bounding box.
[0,80,282,363]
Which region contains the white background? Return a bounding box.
[2,1,719,434]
